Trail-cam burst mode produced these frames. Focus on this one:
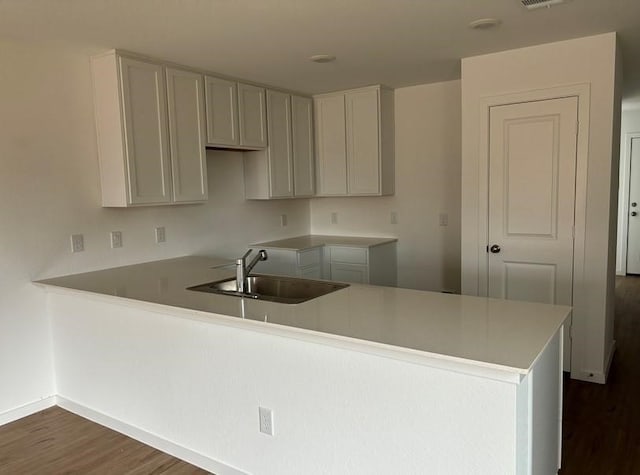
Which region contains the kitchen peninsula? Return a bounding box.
[36,256,569,475]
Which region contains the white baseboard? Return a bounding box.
[0,395,57,426]
[56,397,247,475]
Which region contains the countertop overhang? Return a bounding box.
[35,256,570,384]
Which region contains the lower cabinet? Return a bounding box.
[327,243,397,286]
[255,247,323,279]
[254,241,397,286]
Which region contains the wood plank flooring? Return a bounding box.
[0,406,210,474]
[561,275,640,474]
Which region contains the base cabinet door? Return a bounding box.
[330,263,369,284]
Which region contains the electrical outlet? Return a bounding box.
[70,234,84,253]
[280,214,288,227]
[259,406,274,436]
[390,211,398,224]
[439,213,449,227]
[110,231,123,249]
[155,226,166,243]
[331,212,338,224]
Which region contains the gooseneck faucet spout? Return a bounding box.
[236,249,268,293]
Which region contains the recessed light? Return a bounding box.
[468,18,501,30]
[310,54,336,63]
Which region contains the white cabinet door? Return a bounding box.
[165,68,208,202]
[238,83,267,148]
[204,76,239,147]
[119,56,171,205]
[346,88,380,195]
[266,90,293,198]
[315,94,347,195]
[291,95,315,197]
[330,263,369,284]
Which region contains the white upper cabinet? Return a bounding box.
[244,91,315,200]
[314,94,347,195]
[204,76,239,147]
[91,50,207,207]
[291,95,315,197]
[314,85,394,197]
[265,90,294,198]
[238,83,268,148]
[165,67,208,202]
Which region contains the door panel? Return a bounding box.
[488,97,578,369]
[266,90,293,198]
[166,68,208,202]
[627,137,640,274]
[119,57,171,204]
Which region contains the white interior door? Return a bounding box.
[627,137,640,274]
[488,97,578,370]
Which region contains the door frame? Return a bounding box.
[617,131,640,275]
[475,83,591,372]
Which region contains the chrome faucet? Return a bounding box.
[236,249,268,293]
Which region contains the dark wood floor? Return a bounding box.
[561,275,640,474]
[0,406,209,474]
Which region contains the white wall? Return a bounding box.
[461,33,620,383]
[310,81,462,292]
[616,105,640,275]
[51,291,530,475]
[0,39,309,417]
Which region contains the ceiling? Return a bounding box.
[2,0,640,100]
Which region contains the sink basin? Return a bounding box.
[187,274,349,304]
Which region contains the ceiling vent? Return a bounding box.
[521,0,565,9]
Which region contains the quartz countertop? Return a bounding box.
[252,235,397,251]
[35,256,570,382]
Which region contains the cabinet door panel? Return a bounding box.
[291,95,315,197]
[330,263,369,284]
[238,83,267,148]
[315,94,347,195]
[266,90,293,197]
[346,88,380,195]
[119,56,171,204]
[204,76,239,146]
[166,68,208,202]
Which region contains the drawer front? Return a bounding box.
[329,246,368,265]
[298,248,322,267]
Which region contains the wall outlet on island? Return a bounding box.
[259,406,274,436]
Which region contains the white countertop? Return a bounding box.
[252,235,397,251]
[35,256,570,382]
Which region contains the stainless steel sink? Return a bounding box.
[187,274,349,304]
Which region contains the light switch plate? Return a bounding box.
[439,213,449,227]
[390,211,398,224]
[331,212,338,224]
[280,214,287,227]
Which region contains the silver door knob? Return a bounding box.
[632,211,638,217]
[490,244,501,253]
